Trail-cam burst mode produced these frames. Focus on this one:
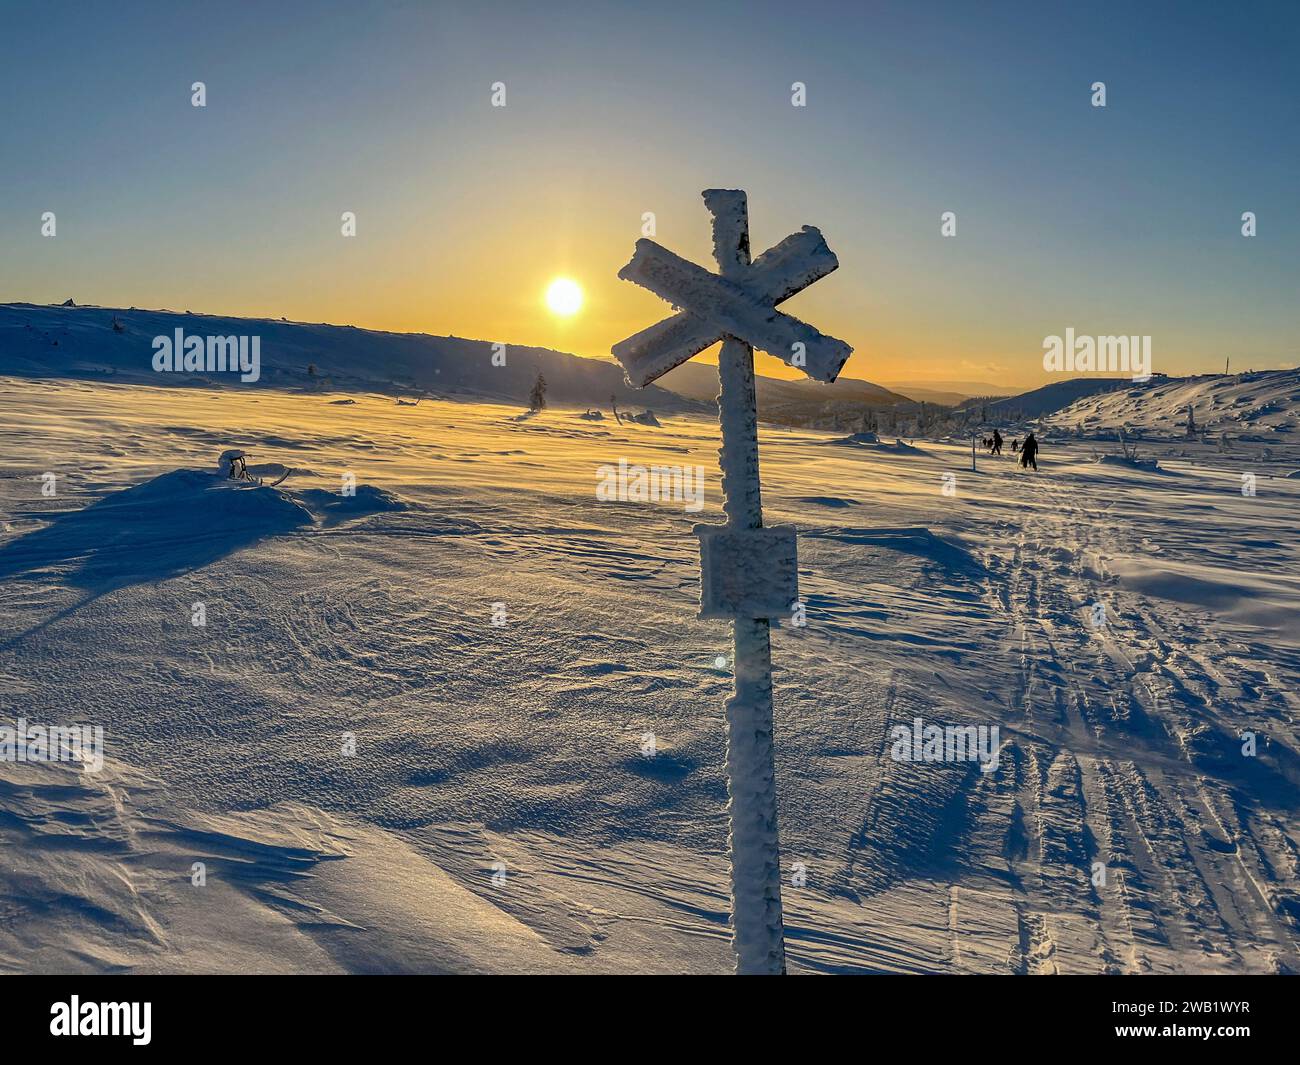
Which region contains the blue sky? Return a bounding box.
[2,0,1296,386]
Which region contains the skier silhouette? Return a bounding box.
[1020,433,1039,470]
[991,429,1003,455]
[1011,438,1020,454]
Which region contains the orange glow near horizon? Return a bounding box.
[18,175,1279,393]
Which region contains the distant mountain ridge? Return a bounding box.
[658,360,913,425]
[23,304,1275,437]
[880,379,1018,404]
[886,386,982,406]
[0,302,704,412]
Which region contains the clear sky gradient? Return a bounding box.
[2,0,1297,388]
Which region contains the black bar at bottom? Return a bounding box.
[3,973,1291,1051]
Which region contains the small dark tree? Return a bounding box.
[529,372,547,412]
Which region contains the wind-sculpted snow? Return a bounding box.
[803,526,984,577]
[0,469,403,593]
[0,376,1296,973]
[0,470,313,591]
[0,754,572,974]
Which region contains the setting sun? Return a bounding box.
[545,277,583,317]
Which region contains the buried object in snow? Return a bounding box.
[217,449,292,488]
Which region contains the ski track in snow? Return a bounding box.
[0,376,1296,974]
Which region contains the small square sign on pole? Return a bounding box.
[613,189,852,974]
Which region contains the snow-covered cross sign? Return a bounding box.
[613,189,852,975]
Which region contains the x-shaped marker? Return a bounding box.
[614,226,852,387]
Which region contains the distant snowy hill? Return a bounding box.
[0,302,703,412]
[1045,368,1300,440]
[961,377,1130,420]
[886,386,981,406]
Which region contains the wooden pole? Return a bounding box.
[705,189,787,975]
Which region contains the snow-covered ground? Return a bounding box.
[1,375,1297,974]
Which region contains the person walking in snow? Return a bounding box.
[1020,433,1039,471]
[992,429,1003,455]
[1011,438,1020,454]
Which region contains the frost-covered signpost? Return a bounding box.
[613,190,851,974]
